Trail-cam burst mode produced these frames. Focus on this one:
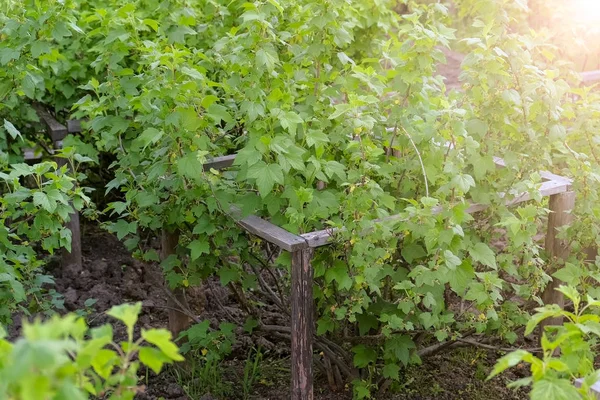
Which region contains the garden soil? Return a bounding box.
[10,223,528,400]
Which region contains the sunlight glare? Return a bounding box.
[572,0,600,25]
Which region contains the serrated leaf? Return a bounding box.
[33,192,56,213]
[382,363,400,380]
[107,302,142,340]
[139,347,171,374]
[218,266,240,286]
[142,329,184,361]
[470,243,496,269]
[188,239,210,260]
[4,120,22,140]
[530,378,580,400]
[352,344,377,368]
[325,262,352,291]
[487,350,530,380]
[247,161,283,197]
[135,127,163,150]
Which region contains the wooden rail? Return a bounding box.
[22,116,574,400]
[581,70,600,84]
[201,151,572,400]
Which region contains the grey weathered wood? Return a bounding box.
[492,156,573,188]
[35,107,68,143]
[203,154,236,171]
[581,70,600,84]
[302,178,572,248]
[237,214,308,252]
[540,191,575,335]
[161,229,191,337]
[67,119,83,133]
[575,378,600,399]
[291,248,314,400]
[23,147,43,161]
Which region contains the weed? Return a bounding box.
[242,347,263,399]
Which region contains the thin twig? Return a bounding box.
[457,338,541,353]
[400,125,429,197]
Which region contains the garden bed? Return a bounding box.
[5,221,530,399]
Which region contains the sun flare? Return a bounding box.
[572,0,600,25]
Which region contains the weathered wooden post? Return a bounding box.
[540,191,575,334]
[36,108,83,276]
[291,248,314,400]
[160,228,191,337]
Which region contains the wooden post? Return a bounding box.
[540,191,575,333]
[44,115,83,276]
[160,228,191,337]
[291,248,314,400]
[34,108,83,276]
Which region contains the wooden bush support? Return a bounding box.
[203,154,573,400]
[26,109,83,275]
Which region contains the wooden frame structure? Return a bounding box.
[24,113,576,400]
[203,154,573,400]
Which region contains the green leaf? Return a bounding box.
[111,220,137,240]
[448,261,475,295]
[487,350,530,380]
[325,261,353,291]
[247,161,284,197]
[243,317,259,333]
[143,19,159,32]
[177,151,208,180]
[142,329,184,361]
[139,346,171,374]
[530,378,580,400]
[401,243,426,264]
[188,240,210,260]
[218,266,240,286]
[352,344,377,368]
[33,192,56,213]
[134,127,164,150]
[90,349,118,379]
[469,243,496,269]
[207,104,234,126]
[256,46,279,72]
[107,302,142,340]
[382,363,400,380]
[278,111,303,134]
[443,250,461,270]
[452,174,475,193]
[4,120,22,140]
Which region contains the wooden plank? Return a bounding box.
[161,229,191,337]
[540,191,575,337]
[581,70,600,84]
[203,154,236,171]
[575,378,600,398]
[291,248,314,400]
[492,156,572,187]
[23,147,43,161]
[301,179,572,248]
[34,107,68,143]
[237,214,308,252]
[67,119,83,133]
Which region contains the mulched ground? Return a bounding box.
[8,223,528,400]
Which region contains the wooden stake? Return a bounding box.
[160,229,191,337]
[540,191,575,334]
[56,149,82,276]
[291,248,314,400]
